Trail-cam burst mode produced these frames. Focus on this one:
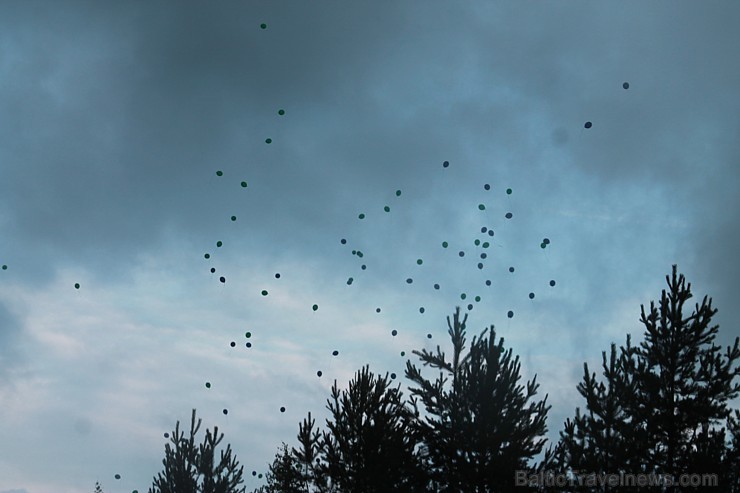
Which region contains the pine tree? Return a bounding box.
[405,307,550,492]
[321,365,428,493]
[149,409,245,493]
[262,443,303,493]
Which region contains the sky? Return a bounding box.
[1,1,739,492]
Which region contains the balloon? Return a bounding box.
[219,276,225,283]
[347,277,353,285]
[376,307,381,313]
[482,242,489,249]
[544,238,550,244]
[216,241,223,247]
[623,82,629,89]
[223,409,228,415]
[245,331,252,338]
[442,241,448,248]
[550,280,556,286]
[478,204,485,210]
[241,181,248,187]
[361,264,366,270]
[488,230,494,237]
[1,265,6,270]
[400,351,405,357]
[481,227,487,233]
[164,433,169,438]
[391,329,398,336]
[332,350,339,356]
[507,310,514,318]
[584,121,592,129]
[484,184,490,190]
[205,382,211,388]
[416,258,423,265]
[275,273,280,279]
[477,263,483,269]
[506,188,512,195]
[467,303,473,310]
[358,213,365,219]
[278,109,285,115]
[280,407,286,413]
[541,243,546,249]
[443,160,449,168]
[485,280,491,286]
[460,293,467,300]
[260,23,267,29]
[427,333,432,339]
[474,239,480,246]
[480,253,487,259]
[115,474,121,480]
[312,304,318,311]
[433,283,440,290]
[211,268,216,273]
[231,215,237,221]
[340,238,347,244]
[459,251,465,257]
[261,290,268,296]
[505,212,513,219]
[230,341,236,347]
[475,296,481,302]
[396,189,402,196]
[246,342,252,348]
[384,206,390,212]
[74,283,80,289]
[265,138,272,144]
[419,307,425,313]
[406,278,413,284]
[317,370,323,377]
[509,266,515,273]
[391,373,397,379]
[529,292,535,299]
[216,170,223,176]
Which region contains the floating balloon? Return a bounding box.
[384,206,390,212]
[241,181,248,187]
[550,280,556,286]
[467,303,473,310]
[347,277,353,285]
[332,350,339,356]
[223,409,228,415]
[246,342,252,348]
[543,238,550,244]
[231,215,237,221]
[541,243,547,249]
[529,292,535,299]
[400,351,405,357]
[391,329,398,336]
[261,290,268,296]
[488,230,494,237]
[481,227,487,233]
[484,184,490,190]
[396,189,402,196]
[443,160,449,168]
[506,188,512,195]
[265,138,272,144]
[280,407,285,413]
[115,474,121,480]
[442,241,448,248]
[1,265,6,270]
[482,242,489,248]
[312,304,318,311]
[478,204,485,210]
[260,23,267,29]
[427,333,432,339]
[358,213,365,219]
[317,370,322,377]
[509,267,515,273]
[480,253,487,259]
[433,283,440,290]
[505,212,513,219]
[623,82,629,89]
[416,258,423,265]
[340,238,347,244]
[477,263,483,269]
[419,307,425,313]
[219,276,225,283]
[406,278,413,284]
[507,310,514,318]
[361,264,366,270]
[474,239,480,246]
[245,331,252,338]
[205,382,211,388]
[74,283,80,289]
[278,109,285,115]
[216,241,223,247]
[216,170,223,176]
[584,121,592,129]
[376,307,381,313]
[211,268,216,273]
[485,280,491,286]
[275,273,281,279]
[475,296,481,302]
[460,293,467,300]
[230,341,236,347]
[459,251,465,257]
[164,432,170,438]
[391,373,397,379]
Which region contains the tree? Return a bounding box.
[554,265,740,492]
[405,307,550,492]
[149,409,245,493]
[321,365,428,493]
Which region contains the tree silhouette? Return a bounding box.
[321,365,428,492]
[149,409,245,493]
[261,443,304,493]
[553,265,740,492]
[405,306,550,492]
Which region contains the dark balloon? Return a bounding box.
[340,238,347,244]
[505,212,513,219]
[406,278,413,284]
[459,251,465,257]
[434,283,440,290]
[529,292,535,299]
[332,350,339,356]
[376,307,381,313]
[275,273,280,279]
[623,82,629,89]
[484,184,490,190]
[507,310,514,318]
[427,333,432,339]
[219,276,225,283]
[485,280,491,286]
[509,266,515,273]
[391,329,398,336]
[419,307,425,313]
[584,121,592,129]
[230,341,236,347]
[317,370,323,377]
[280,407,285,413]
[443,160,449,168]
[391,373,397,379]
[223,409,228,415]
[550,280,556,286]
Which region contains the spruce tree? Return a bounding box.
[405,307,550,492]
[149,409,245,493]
[321,365,427,492]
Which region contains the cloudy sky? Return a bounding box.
[1,1,739,492]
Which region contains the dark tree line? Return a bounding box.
[141,266,739,493]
